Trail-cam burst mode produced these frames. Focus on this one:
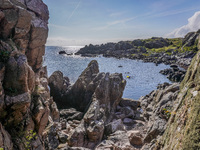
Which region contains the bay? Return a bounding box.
[44,46,171,100]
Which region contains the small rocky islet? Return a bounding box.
[0,0,200,150]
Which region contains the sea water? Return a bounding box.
[44,46,171,100]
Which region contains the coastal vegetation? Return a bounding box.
[75,31,199,69]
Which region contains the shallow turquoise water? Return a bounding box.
[44,46,171,100]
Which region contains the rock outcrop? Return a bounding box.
[154,41,200,150]
[0,0,60,150]
[49,60,127,149]
[159,64,186,82]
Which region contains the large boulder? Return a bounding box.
[49,60,101,111]
[49,71,70,104]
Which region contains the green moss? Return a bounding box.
[155,49,200,150]
[182,94,200,150]
[142,53,150,57]
[168,38,182,48]
[0,50,10,63]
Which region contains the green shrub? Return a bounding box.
[24,130,38,150]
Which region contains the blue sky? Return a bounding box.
[43,0,200,46]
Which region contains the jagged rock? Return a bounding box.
[0,123,13,150]
[66,60,100,111]
[182,31,200,47]
[143,117,166,143]
[116,106,135,119]
[123,118,134,125]
[50,60,103,111]
[14,9,31,39]
[144,37,169,49]
[0,0,14,9]
[44,122,60,150]
[160,67,186,82]
[60,108,83,121]
[32,94,50,135]
[119,98,140,110]
[0,11,4,22]
[96,131,134,150]
[59,51,67,54]
[0,9,18,39]
[139,83,180,148]
[0,0,58,150]
[58,131,68,143]
[13,9,32,53]
[104,119,125,136]
[49,71,70,106]
[154,47,200,150]
[49,100,60,122]
[5,92,31,127]
[66,62,126,149]
[132,39,145,46]
[93,73,126,123]
[25,0,49,22]
[128,130,143,146]
[4,52,35,95]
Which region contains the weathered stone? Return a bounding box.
[68,123,86,148]
[0,9,18,39]
[50,101,60,122]
[26,46,45,70]
[0,0,14,9]
[5,93,31,127]
[60,108,83,121]
[58,131,68,143]
[128,130,143,146]
[96,131,134,150]
[123,118,134,124]
[4,53,35,95]
[5,92,31,107]
[104,119,125,135]
[14,9,31,39]
[119,98,140,110]
[0,11,4,22]
[29,14,48,49]
[0,123,13,150]
[25,0,49,22]
[94,73,126,123]
[49,71,70,106]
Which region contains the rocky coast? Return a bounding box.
[0,0,200,150]
[75,31,200,69]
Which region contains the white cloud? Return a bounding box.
[167,11,200,37]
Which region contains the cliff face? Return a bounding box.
[0,0,59,149]
[154,36,200,150]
